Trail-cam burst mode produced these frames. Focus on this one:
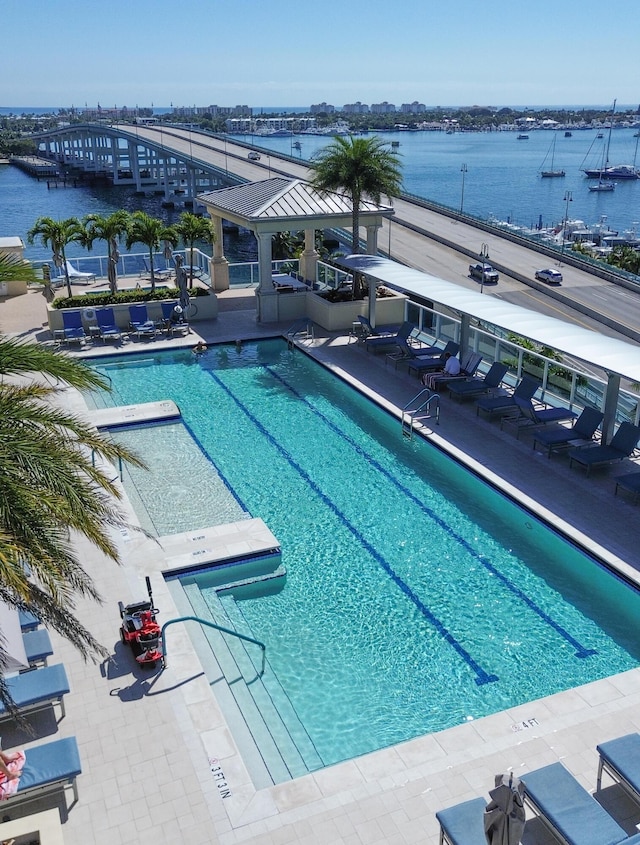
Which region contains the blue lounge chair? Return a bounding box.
[475,376,540,419]
[22,628,53,669]
[140,257,172,280]
[568,422,640,476]
[502,396,577,438]
[448,361,509,401]
[364,321,417,354]
[19,609,40,632]
[128,304,157,339]
[614,473,640,503]
[61,310,86,344]
[436,797,487,845]
[597,733,640,806]
[5,736,81,810]
[95,307,122,343]
[425,352,483,392]
[159,300,189,336]
[524,761,640,845]
[0,663,69,721]
[533,407,604,457]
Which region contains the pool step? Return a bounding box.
[181,584,323,786]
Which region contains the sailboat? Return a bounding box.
[540,133,565,178]
[587,101,615,192]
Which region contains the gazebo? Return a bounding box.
[197,177,393,322]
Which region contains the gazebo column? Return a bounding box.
[366,224,379,255]
[209,215,229,291]
[255,231,278,323]
[298,228,319,285]
[602,372,621,444]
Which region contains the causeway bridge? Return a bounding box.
[32,123,640,345]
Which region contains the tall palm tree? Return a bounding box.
[173,212,214,289]
[0,335,145,710]
[81,210,130,294]
[27,216,85,299]
[310,136,402,298]
[125,211,177,293]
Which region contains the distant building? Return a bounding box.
[370,101,396,114]
[342,102,370,114]
[400,102,426,114]
[172,105,252,118]
[310,102,336,114]
[225,116,317,133]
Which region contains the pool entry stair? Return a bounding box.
[180,582,324,787]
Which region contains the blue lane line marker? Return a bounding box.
[265,365,597,661]
[206,368,497,687]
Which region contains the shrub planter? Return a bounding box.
[306,290,407,332]
[47,291,218,335]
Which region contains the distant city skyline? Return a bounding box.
[1,0,638,109]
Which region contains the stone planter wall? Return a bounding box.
[305,291,407,332]
[47,293,218,334]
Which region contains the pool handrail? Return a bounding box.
[161,616,266,676]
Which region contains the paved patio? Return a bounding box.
[2,284,640,845]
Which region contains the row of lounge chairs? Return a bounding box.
[0,610,82,812]
[437,732,640,845]
[59,302,190,345]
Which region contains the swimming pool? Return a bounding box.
[88,341,640,781]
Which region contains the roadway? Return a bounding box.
[131,124,640,347]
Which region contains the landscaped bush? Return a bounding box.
[52,286,210,309]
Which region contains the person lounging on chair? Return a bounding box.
[424,352,482,392]
[1,736,82,811]
[406,340,460,376]
[159,301,190,336]
[568,422,640,476]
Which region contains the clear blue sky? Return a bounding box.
[1,0,638,109]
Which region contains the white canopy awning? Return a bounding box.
[337,255,640,383]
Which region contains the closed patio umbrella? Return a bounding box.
[484,772,526,845]
[174,254,190,311]
[0,601,29,673]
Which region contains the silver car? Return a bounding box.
[535,268,563,285]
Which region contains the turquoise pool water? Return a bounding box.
[89,341,640,772]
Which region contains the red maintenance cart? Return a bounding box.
[118,577,163,668]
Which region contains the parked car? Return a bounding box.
[247,151,261,161]
[535,268,563,285]
[469,263,499,284]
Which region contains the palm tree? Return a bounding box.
[81,210,130,294]
[126,211,177,293]
[0,321,145,711]
[173,212,214,289]
[310,136,402,298]
[27,216,85,299]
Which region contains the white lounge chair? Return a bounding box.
[65,260,96,284]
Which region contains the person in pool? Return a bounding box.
[192,340,208,355]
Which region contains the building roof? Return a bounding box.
[337,254,640,383]
[198,178,392,234]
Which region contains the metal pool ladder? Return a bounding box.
[402,388,440,438]
[286,319,315,349]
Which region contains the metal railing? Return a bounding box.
[161,616,266,676]
[401,389,440,437]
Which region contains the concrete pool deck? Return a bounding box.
[2,286,640,845]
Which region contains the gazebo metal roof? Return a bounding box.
[337,254,640,383]
[198,178,393,234]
